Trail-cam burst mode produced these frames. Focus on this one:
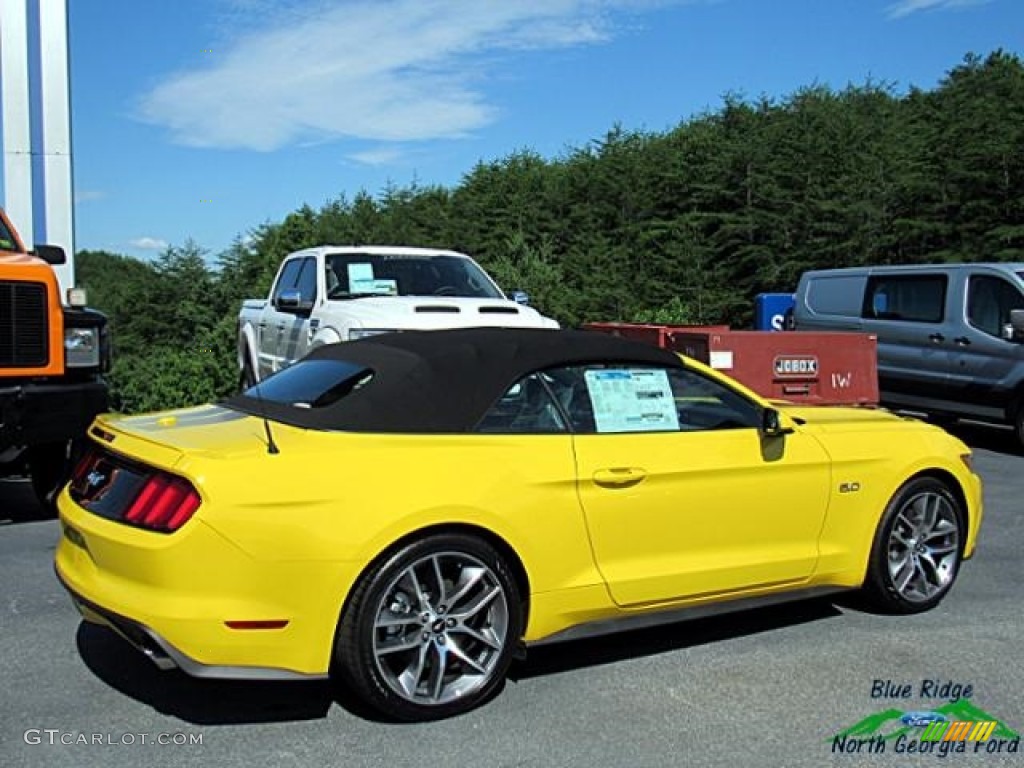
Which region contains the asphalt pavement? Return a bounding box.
[1,423,1022,768]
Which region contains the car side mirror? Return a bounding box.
[32,244,66,265]
[509,290,530,306]
[274,289,312,314]
[1009,309,1024,342]
[761,407,794,438]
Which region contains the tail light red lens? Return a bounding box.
[123,474,201,532]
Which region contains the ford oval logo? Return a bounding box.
[901,711,946,727]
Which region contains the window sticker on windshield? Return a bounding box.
[347,263,397,295]
[584,369,679,433]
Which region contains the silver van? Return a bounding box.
[792,263,1024,447]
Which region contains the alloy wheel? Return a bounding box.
[371,552,510,706]
[886,490,960,603]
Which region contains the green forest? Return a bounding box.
[78,51,1024,414]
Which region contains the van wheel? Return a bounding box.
[928,413,959,430]
[1015,405,1024,453]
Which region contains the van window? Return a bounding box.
[805,275,865,317]
[863,275,946,323]
[967,275,1024,338]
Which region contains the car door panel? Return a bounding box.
[276,257,318,369]
[944,271,1024,418]
[574,428,832,606]
[261,259,303,377]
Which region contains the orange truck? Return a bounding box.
[1,207,109,511]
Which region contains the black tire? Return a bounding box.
[239,347,257,391]
[861,476,965,614]
[927,412,959,430]
[1014,402,1024,453]
[334,533,522,721]
[27,440,74,516]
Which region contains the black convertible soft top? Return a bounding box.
[225,328,684,433]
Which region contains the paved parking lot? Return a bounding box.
[2,423,1022,768]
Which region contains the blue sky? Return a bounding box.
[48,0,1024,259]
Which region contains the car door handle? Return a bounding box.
[593,468,647,488]
[954,336,971,346]
[928,333,945,343]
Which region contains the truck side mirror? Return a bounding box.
[1009,309,1024,342]
[274,289,312,314]
[33,244,66,265]
[509,290,530,306]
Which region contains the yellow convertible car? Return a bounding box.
[56,328,982,721]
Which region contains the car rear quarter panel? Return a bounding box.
[187,432,609,635]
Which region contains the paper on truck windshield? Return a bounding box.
[347,263,397,295]
[584,369,679,433]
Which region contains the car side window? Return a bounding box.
[967,275,1024,339]
[863,274,947,323]
[295,257,318,305]
[543,364,761,434]
[668,367,761,431]
[271,259,303,303]
[475,373,567,434]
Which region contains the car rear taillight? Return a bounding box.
[123,474,201,532]
[69,444,201,533]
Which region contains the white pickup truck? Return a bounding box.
[238,245,558,384]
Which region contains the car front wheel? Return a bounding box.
[861,477,964,614]
[334,533,522,721]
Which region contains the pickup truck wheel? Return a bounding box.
[239,349,257,390]
[334,534,521,721]
[861,477,964,615]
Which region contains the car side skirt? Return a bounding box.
[527,585,850,647]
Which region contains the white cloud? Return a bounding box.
[346,146,409,166]
[139,0,681,151]
[886,0,991,19]
[128,237,169,250]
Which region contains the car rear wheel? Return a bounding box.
[861,477,964,614]
[334,533,521,721]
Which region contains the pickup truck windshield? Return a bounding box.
[0,218,18,251]
[325,253,505,299]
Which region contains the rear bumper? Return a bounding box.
[55,565,325,680]
[55,492,354,679]
[0,377,108,448]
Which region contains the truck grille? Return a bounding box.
[0,280,49,367]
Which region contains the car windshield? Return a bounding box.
[325,253,504,299]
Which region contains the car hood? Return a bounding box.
[327,296,559,330]
[777,403,926,433]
